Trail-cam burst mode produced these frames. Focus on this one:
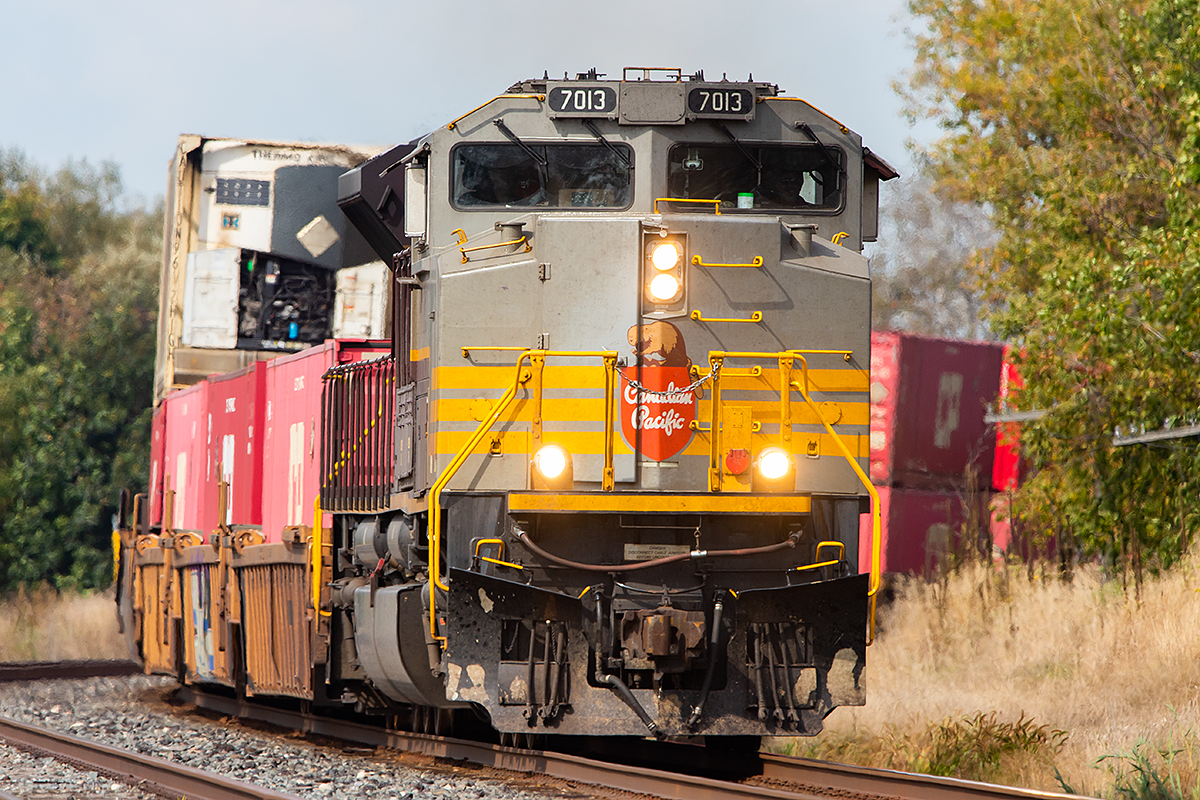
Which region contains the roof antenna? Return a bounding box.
[543,70,549,80]
[722,72,727,81]
[748,73,754,82]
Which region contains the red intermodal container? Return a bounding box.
[991,347,1025,492]
[148,405,167,527]
[859,485,992,576]
[869,332,1003,490]
[262,340,389,542]
[206,362,268,528]
[162,381,210,533]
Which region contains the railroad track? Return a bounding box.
[177,685,1098,800]
[753,754,1093,800]
[0,660,141,683]
[0,715,303,800]
[0,665,1099,800]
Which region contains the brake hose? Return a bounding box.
[513,530,800,573]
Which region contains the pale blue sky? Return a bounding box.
[2,0,935,205]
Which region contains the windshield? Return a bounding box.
[667,143,843,211]
[452,143,633,209]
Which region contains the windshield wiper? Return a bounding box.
[713,121,762,172]
[795,122,845,178]
[582,120,631,169]
[493,119,547,166]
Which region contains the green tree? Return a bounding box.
[0,149,159,590]
[902,0,1200,571]
[0,151,58,268]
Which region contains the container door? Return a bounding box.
[182,248,240,349]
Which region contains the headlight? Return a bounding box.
[533,445,569,479]
[757,447,792,481]
[650,242,681,271]
[643,232,686,313]
[648,273,681,302]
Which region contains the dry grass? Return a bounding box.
[786,553,1200,797]
[0,585,126,662]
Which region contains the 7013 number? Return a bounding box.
[549,87,616,114]
[688,88,753,115]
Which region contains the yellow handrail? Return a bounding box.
[690,419,760,432]
[111,528,122,585]
[312,497,330,618]
[715,366,762,378]
[427,356,530,642]
[460,236,531,263]
[759,97,851,134]
[474,538,506,560]
[427,349,619,645]
[816,540,846,562]
[654,197,721,215]
[446,94,546,130]
[691,255,763,268]
[691,310,762,324]
[788,348,854,362]
[791,377,882,643]
[462,345,530,358]
[473,536,525,570]
[794,558,842,574]
[481,556,524,570]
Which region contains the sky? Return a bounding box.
[2,0,936,206]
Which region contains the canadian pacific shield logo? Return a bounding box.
[620,367,697,461]
[620,321,698,461]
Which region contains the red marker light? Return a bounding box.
[725,448,750,475]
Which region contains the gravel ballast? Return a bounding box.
[0,676,588,800]
[0,739,161,800]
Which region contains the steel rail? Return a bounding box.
[0,715,305,800]
[179,687,794,799]
[0,660,141,682]
[757,753,1098,800]
[177,687,1099,800]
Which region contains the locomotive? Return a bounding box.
[116,68,897,745]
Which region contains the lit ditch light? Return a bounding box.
[753,446,795,491]
[532,444,573,491]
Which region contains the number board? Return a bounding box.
[686,85,756,121]
[547,83,619,119]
